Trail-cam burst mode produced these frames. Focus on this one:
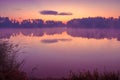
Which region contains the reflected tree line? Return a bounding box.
[0,16,120,28]
[0,33,120,80]
[0,28,120,41]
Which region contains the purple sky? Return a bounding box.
[0,0,120,21]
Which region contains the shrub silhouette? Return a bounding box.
[0,40,28,80]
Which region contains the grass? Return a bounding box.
[0,40,28,80]
[68,70,120,80]
[30,70,120,80]
[0,40,120,80]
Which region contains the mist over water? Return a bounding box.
[0,28,120,78]
[0,0,120,79]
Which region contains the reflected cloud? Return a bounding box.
[41,39,72,44]
[0,28,120,41]
[41,39,58,43]
[59,39,72,41]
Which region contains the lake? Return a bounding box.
[0,28,120,78]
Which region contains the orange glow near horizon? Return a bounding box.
[0,0,120,22]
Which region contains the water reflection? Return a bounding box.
[0,28,120,78]
[41,39,72,44]
[0,28,120,41]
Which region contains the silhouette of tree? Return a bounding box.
[45,20,64,27]
[0,16,120,28]
[67,17,120,28]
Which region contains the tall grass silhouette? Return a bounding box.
[0,40,119,80]
[0,40,28,80]
[68,70,120,80]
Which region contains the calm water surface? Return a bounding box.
[0,28,120,78]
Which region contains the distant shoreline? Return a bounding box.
[0,16,120,28]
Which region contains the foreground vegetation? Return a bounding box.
[31,70,120,80]
[0,40,28,80]
[0,41,120,80]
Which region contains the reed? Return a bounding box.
[0,40,28,80]
[0,41,119,80]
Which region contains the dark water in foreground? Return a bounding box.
[0,28,120,78]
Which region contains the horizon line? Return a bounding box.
[0,16,120,23]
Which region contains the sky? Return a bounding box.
[0,0,120,22]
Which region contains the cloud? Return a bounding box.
[40,10,73,16]
[58,12,72,15]
[40,10,58,15]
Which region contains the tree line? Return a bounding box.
[0,16,120,28]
